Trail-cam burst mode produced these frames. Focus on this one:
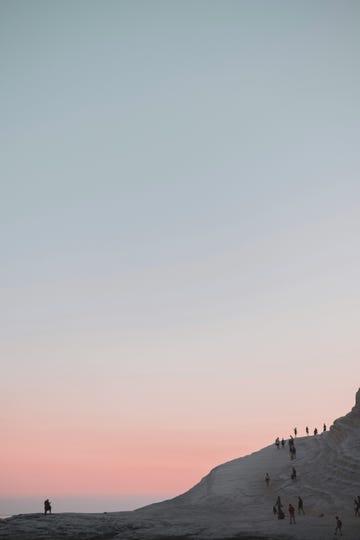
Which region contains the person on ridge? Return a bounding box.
[294,427,297,437]
[314,427,318,435]
[306,426,309,435]
[44,499,52,515]
[288,503,296,524]
[323,423,327,431]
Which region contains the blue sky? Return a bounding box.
[1,0,360,511]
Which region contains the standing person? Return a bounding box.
[323,423,327,431]
[276,497,285,520]
[275,495,283,516]
[44,499,52,515]
[334,516,342,535]
[288,503,296,524]
[265,473,270,487]
[294,427,297,437]
[291,467,297,480]
[275,437,280,449]
[281,438,285,448]
[314,427,318,435]
[354,498,359,516]
[298,496,305,514]
[306,426,309,436]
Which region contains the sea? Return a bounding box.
[0,493,171,517]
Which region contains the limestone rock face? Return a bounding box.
[142,388,360,518]
[333,387,360,426]
[355,387,360,409]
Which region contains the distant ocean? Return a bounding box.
[0,494,171,517]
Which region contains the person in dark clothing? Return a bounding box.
[354,498,360,516]
[44,499,52,515]
[298,496,305,514]
[289,439,296,459]
[265,473,270,486]
[314,427,318,435]
[306,426,309,435]
[334,516,342,535]
[291,467,297,480]
[281,438,285,447]
[323,423,327,431]
[275,495,283,516]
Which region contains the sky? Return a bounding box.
[1,0,360,514]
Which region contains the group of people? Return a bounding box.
[274,436,297,460]
[304,423,326,436]
[276,423,327,445]
[269,424,348,536]
[273,495,304,524]
[273,495,342,534]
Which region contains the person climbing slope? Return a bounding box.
[288,503,296,524]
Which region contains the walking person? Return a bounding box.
[298,496,305,514]
[334,516,342,535]
[288,503,296,524]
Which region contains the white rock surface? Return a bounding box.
[2,389,360,539]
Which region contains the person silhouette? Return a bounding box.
[44,499,52,515]
[288,503,296,524]
[334,516,342,535]
[298,496,305,514]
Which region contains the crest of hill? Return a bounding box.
[138,388,360,518]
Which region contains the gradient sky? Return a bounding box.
[1,0,360,512]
